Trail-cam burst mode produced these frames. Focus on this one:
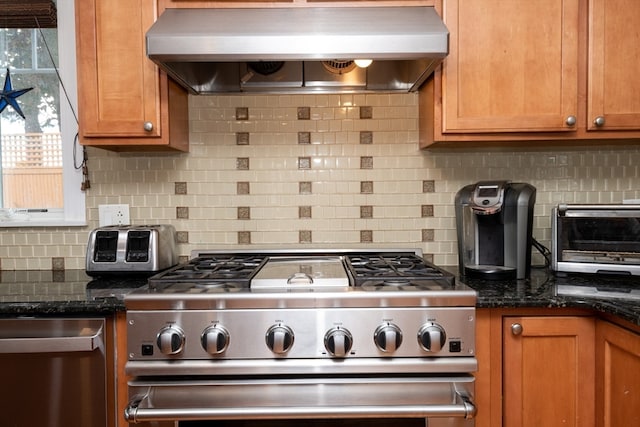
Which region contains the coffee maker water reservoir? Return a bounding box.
[455,181,536,279]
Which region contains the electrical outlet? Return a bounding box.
[98,204,130,226]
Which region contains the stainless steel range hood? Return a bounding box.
[146,7,448,94]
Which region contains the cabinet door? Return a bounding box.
[595,320,640,427]
[503,316,595,427]
[588,0,640,131]
[441,0,579,133]
[76,0,188,151]
[77,0,160,137]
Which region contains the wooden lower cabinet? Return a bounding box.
[476,309,596,427]
[595,320,640,427]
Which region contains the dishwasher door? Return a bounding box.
[0,318,107,427]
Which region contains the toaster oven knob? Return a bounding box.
[157,325,185,355]
[418,323,446,353]
[374,323,403,353]
[201,325,230,355]
[265,324,294,354]
[324,327,353,357]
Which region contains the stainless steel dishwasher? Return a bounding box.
[0,317,108,427]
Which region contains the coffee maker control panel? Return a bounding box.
[471,182,505,215]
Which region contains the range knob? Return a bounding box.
[324,327,353,357]
[156,325,185,355]
[265,324,294,354]
[201,324,230,355]
[418,323,446,353]
[374,323,403,353]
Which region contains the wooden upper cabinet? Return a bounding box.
[441,0,580,134]
[76,0,188,151]
[502,316,595,427]
[587,0,640,131]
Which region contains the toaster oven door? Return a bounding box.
[552,204,640,275]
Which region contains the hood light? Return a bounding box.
[354,59,373,68]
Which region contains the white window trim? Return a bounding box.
[0,0,86,227]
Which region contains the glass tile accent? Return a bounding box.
[52,257,65,271]
[177,231,189,244]
[360,131,373,144]
[360,156,373,169]
[236,107,249,120]
[360,205,373,218]
[422,229,435,242]
[238,231,251,245]
[360,106,373,119]
[299,206,312,218]
[297,106,310,120]
[175,182,187,195]
[299,230,312,243]
[176,207,189,219]
[360,230,373,243]
[421,205,434,217]
[422,180,435,193]
[237,182,250,195]
[236,132,250,145]
[298,132,311,144]
[236,158,250,170]
[298,157,311,169]
[237,207,250,220]
[299,181,312,194]
[360,181,373,194]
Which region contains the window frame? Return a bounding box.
[0,0,86,227]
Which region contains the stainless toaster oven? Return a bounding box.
[551,204,640,275]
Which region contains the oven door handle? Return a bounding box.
[125,391,476,423]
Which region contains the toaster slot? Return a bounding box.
[94,231,119,262]
[126,230,151,262]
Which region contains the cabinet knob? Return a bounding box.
[143,121,154,132]
[593,116,605,127]
[565,115,577,126]
[511,323,523,336]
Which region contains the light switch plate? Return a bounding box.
[98,204,130,226]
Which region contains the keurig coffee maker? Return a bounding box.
[455,181,536,280]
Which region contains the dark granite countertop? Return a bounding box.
[0,268,638,327]
[456,267,640,327]
[0,270,145,316]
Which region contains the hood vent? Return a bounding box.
[146,7,449,94]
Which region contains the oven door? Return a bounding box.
[125,375,476,427]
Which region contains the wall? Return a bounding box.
[1,93,639,270]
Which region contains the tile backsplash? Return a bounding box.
[1,93,639,270]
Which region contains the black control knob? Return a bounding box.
[201,324,230,355]
[324,327,353,357]
[156,325,185,355]
[418,323,446,353]
[374,323,403,353]
[265,324,294,354]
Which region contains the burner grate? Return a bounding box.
[345,253,454,286]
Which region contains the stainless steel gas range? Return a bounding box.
[124,249,478,427]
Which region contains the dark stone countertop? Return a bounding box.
[0,270,145,317]
[456,267,640,327]
[0,268,638,327]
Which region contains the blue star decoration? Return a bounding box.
[0,68,33,120]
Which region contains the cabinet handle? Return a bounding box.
[565,115,577,126]
[593,116,605,127]
[143,121,154,132]
[511,323,523,336]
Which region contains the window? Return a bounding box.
[0,0,85,226]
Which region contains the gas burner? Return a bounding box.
[149,255,268,285]
[346,253,454,286]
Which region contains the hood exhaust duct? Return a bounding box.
[146,7,449,94]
